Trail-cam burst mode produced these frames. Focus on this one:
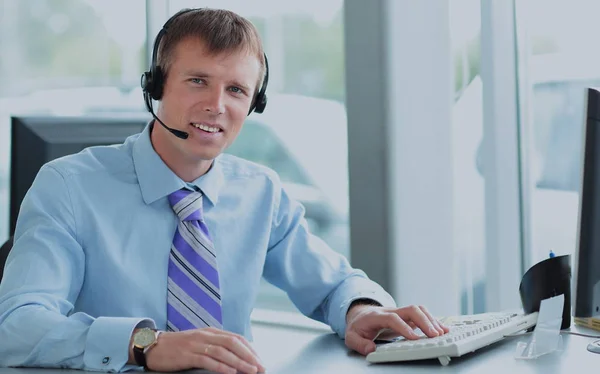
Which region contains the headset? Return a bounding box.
[140,8,269,140]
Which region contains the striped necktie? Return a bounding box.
[166,188,223,331]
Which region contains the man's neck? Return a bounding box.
[150,122,213,182]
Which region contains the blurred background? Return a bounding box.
[0,0,595,319]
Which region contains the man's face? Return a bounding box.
[156,37,261,162]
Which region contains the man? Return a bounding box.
[0,8,447,374]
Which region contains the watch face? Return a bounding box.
[133,328,155,348]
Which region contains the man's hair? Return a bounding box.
[156,8,266,93]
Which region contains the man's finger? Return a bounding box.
[345,330,377,356]
[192,353,237,374]
[208,333,264,372]
[378,313,420,340]
[419,305,448,335]
[395,305,439,338]
[201,344,258,374]
[207,328,262,360]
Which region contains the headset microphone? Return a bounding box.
[141,85,189,140]
[149,110,189,140]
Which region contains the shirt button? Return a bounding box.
[102,356,111,365]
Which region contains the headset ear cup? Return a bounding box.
[141,67,164,101]
[141,71,153,94]
[151,66,165,101]
[254,93,267,114]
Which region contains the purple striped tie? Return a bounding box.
[166,188,222,331]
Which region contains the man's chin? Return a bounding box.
[189,151,222,163]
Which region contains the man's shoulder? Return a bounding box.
[44,138,136,180]
[217,153,281,185]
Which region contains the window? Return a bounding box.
[168,0,348,312]
[226,121,312,187]
[516,0,599,266]
[0,0,147,244]
[450,0,485,314]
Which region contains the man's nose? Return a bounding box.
[204,87,226,114]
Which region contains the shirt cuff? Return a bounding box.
[83,317,155,372]
[327,275,396,339]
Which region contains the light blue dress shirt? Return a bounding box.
[0,124,395,372]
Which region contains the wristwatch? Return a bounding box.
[132,327,161,370]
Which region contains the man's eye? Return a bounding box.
[191,78,204,84]
[229,86,243,94]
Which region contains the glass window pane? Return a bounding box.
[0,0,147,243]
[167,1,348,312]
[516,0,597,265]
[450,0,486,314]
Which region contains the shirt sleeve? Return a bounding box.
[0,165,155,372]
[262,177,396,338]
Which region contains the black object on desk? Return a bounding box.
[519,254,571,330]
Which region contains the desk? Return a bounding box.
[0,323,597,373]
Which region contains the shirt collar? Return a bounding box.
[132,122,225,206]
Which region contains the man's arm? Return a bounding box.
[262,178,396,338]
[0,165,153,371]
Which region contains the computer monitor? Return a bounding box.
[9,115,149,236]
[573,87,600,318]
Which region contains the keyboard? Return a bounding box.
[366,311,539,366]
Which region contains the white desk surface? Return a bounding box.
[0,323,597,373]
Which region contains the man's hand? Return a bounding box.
[345,304,449,356]
[131,327,266,374]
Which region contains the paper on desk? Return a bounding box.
[515,294,564,359]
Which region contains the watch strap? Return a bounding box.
[133,345,148,369]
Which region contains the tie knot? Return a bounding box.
[168,189,204,222]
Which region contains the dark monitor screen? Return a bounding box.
[574,87,600,318]
[9,115,149,236]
